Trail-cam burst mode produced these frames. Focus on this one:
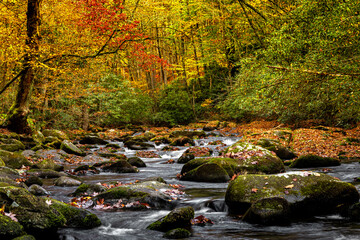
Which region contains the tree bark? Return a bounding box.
[6,0,42,134]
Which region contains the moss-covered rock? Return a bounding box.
[79,135,108,145]
[0,186,66,233]
[93,181,177,209]
[169,130,206,139]
[242,197,290,225]
[223,141,285,174]
[42,129,69,141]
[127,157,146,168]
[0,150,32,169]
[147,206,194,232]
[225,171,359,218]
[123,139,155,150]
[0,214,25,239]
[0,138,25,152]
[11,234,36,240]
[256,139,296,160]
[34,158,64,172]
[28,184,49,196]
[24,176,43,187]
[60,140,86,156]
[163,228,191,239]
[101,160,138,173]
[169,137,195,147]
[49,198,101,229]
[27,169,66,179]
[72,183,107,197]
[0,167,20,180]
[54,176,82,187]
[177,153,195,164]
[289,154,341,168]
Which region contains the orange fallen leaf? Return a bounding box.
[251,188,258,193]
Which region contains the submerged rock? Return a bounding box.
[225,171,359,220]
[163,228,192,239]
[289,154,341,168]
[147,206,194,232]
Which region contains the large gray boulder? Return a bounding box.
[225,171,359,221]
[60,140,86,156]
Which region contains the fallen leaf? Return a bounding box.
[251,188,258,193]
[284,184,294,189]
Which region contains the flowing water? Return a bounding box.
[43,132,360,240]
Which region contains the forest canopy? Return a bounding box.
[0,0,359,132]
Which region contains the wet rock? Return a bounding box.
[105,143,121,149]
[25,176,43,187]
[12,235,36,240]
[124,140,154,150]
[147,206,194,232]
[347,203,360,221]
[0,186,66,233]
[163,228,191,239]
[74,165,99,174]
[79,135,108,145]
[28,184,49,196]
[98,152,126,160]
[60,140,86,156]
[256,138,297,160]
[34,158,64,172]
[169,137,195,147]
[127,157,146,168]
[0,166,20,180]
[223,141,285,174]
[169,130,206,139]
[72,183,107,197]
[177,153,195,164]
[242,197,290,225]
[180,158,233,182]
[49,198,101,229]
[0,150,32,169]
[0,214,26,239]
[289,154,340,168]
[27,169,67,179]
[101,160,138,173]
[225,171,359,218]
[54,176,82,187]
[42,129,69,141]
[93,181,177,209]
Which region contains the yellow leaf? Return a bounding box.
[284,184,294,189]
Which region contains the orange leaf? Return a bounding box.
[251,188,258,193]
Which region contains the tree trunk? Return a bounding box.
[6,0,42,134]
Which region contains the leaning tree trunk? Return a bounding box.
[6,0,42,134]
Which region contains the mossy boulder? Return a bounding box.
[93,181,177,209]
[0,150,32,169]
[0,214,25,239]
[147,206,194,232]
[0,186,66,232]
[24,176,43,187]
[177,153,195,164]
[28,184,49,196]
[27,169,66,179]
[163,228,191,239]
[180,158,236,182]
[42,129,69,141]
[0,138,25,152]
[169,137,195,147]
[169,130,206,139]
[225,171,359,218]
[124,140,155,150]
[49,198,101,229]
[223,141,285,174]
[0,167,20,180]
[11,235,36,240]
[72,183,107,197]
[54,176,82,187]
[34,158,64,172]
[289,154,341,168]
[60,140,86,156]
[101,160,138,173]
[242,197,290,225]
[256,139,296,160]
[79,135,108,145]
[127,157,146,168]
